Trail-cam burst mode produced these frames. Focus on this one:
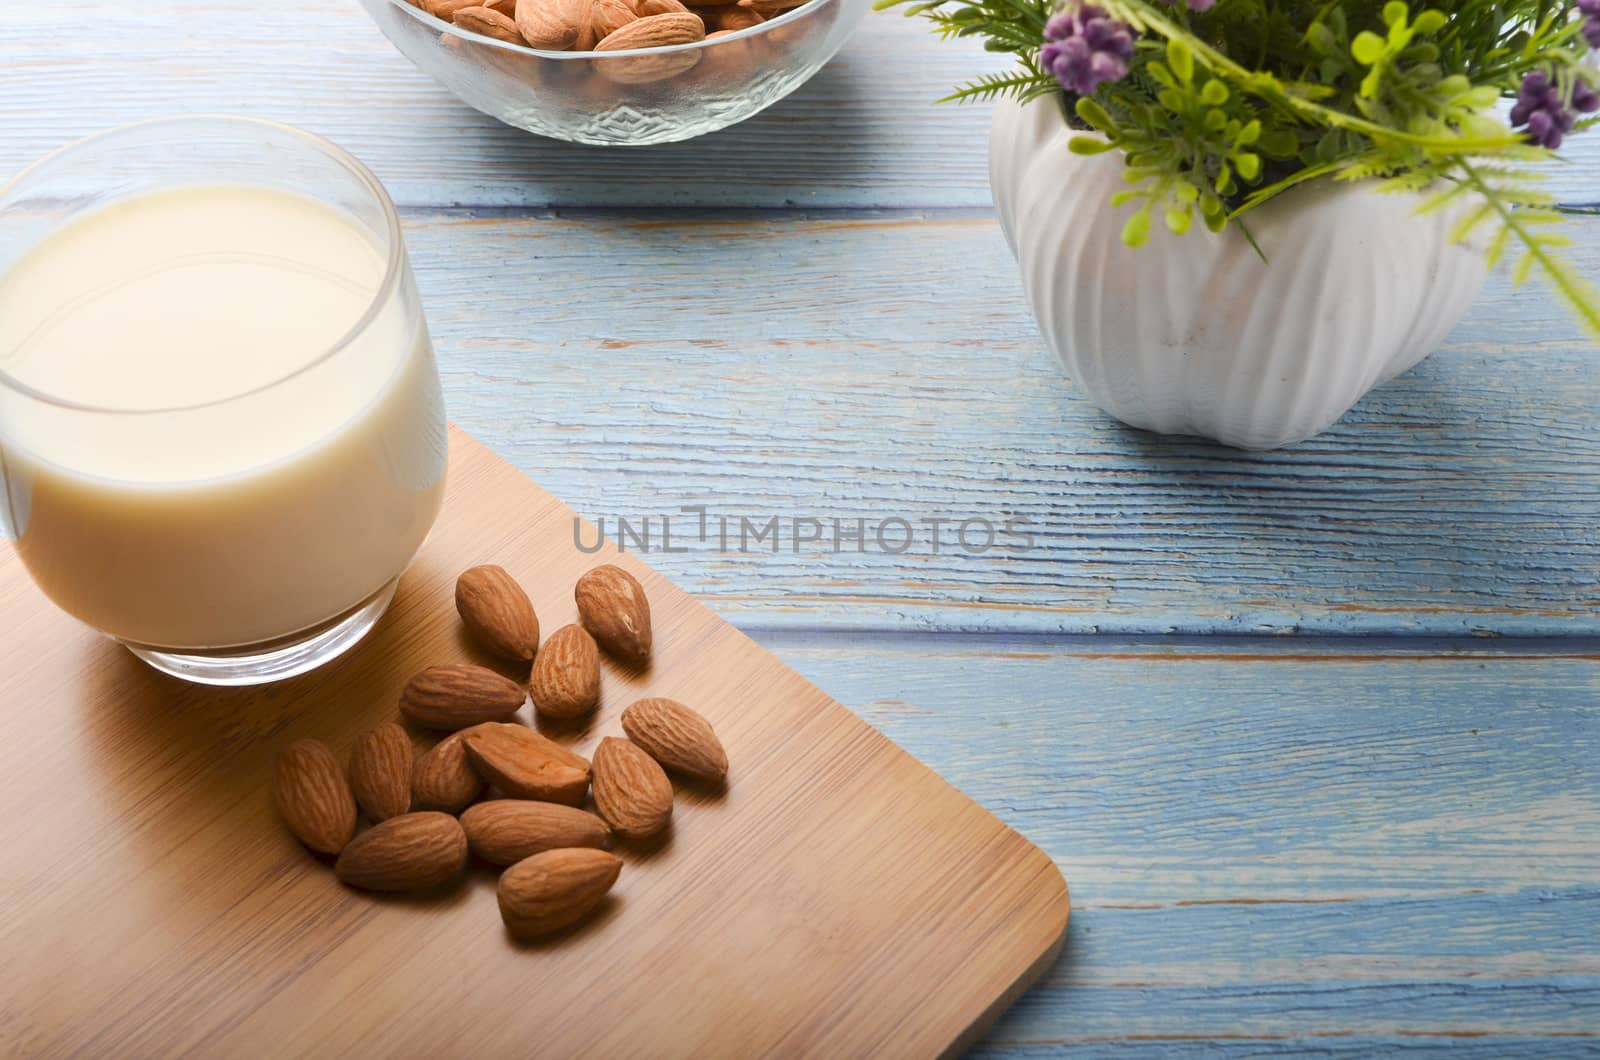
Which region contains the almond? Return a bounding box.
[574,565,652,664]
[454,5,529,43]
[461,800,611,865]
[484,0,517,12]
[400,664,526,730]
[498,848,622,938]
[595,36,700,82]
[713,5,762,29]
[517,0,587,49]
[421,0,483,18]
[411,731,484,812]
[335,812,469,892]
[348,723,413,822]
[274,739,358,855]
[528,624,601,719]
[597,7,705,45]
[620,697,728,782]
[591,737,673,840]
[576,6,600,47]
[637,0,690,13]
[456,565,540,663]
[463,722,591,804]
[592,0,638,39]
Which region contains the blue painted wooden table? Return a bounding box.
[4,2,1598,1053]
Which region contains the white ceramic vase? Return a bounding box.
[989,94,1491,449]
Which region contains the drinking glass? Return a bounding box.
[0,117,448,685]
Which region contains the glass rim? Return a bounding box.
[387,0,831,59]
[0,114,407,417]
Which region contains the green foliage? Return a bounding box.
[877,0,1600,339]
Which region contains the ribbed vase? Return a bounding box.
[989,94,1490,449]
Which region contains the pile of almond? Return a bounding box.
[273,563,729,940]
[416,0,809,56]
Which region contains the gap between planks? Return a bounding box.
[396,203,1600,221]
[740,629,1600,656]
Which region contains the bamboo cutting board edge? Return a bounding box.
[0,426,1070,1058]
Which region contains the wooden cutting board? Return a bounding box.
[0,427,1069,1058]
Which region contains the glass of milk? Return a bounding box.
[0,117,448,685]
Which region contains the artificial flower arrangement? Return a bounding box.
[883,0,1600,338]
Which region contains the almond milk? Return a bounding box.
[0,184,447,649]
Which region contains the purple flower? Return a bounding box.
[1578,78,1600,113]
[1041,5,1135,96]
[1509,69,1598,149]
[1181,0,1215,11]
[1581,0,1600,49]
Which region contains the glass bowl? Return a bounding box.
[360,0,869,145]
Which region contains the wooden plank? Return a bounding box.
[982,897,1600,1043]
[766,634,1600,901]
[750,633,1600,1049]
[398,210,1600,637]
[2,1,1595,208]
[0,430,1069,1058]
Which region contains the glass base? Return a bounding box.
[121,579,399,686]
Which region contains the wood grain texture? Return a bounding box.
[753,634,1600,1051]
[0,1,1594,208]
[776,635,1600,901]
[0,430,1069,1058]
[396,210,1600,637]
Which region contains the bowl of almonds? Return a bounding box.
[362,0,868,145]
